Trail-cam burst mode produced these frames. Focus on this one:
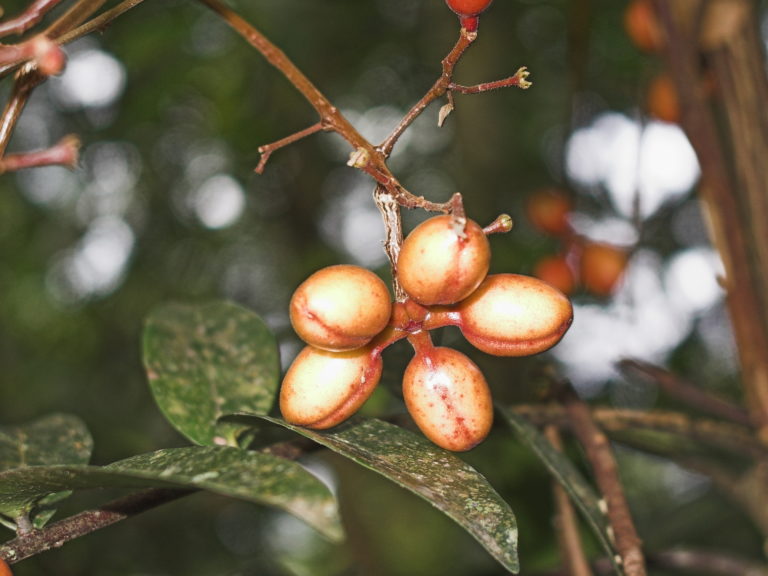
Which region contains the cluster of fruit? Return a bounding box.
[527,189,629,298]
[280,214,574,451]
[623,0,680,124]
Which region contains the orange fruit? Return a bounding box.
[624,0,663,53]
[580,242,628,297]
[647,73,680,124]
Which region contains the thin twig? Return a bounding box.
[377,29,476,158]
[0,69,46,156]
[513,404,765,460]
[0,0,64,37]
[0,134,80,172]
[255,121,324,174]
[556,381,647,576]
[43,0,107,39]
[448,67,532,94]
[0,0,150,80]
[0,488,192,564]
[546,426,593,576]
[55,0,148,44]
[195,0,355,141]
[647,548,768,576]
[618,358,752,427]
[196,0,408,204]
[198,0,521,220]
[533,548,768,576]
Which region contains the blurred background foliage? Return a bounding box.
[0,0,765,574]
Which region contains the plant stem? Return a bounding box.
[0,70,45,156]
[378,29,476,158]
[546,426,593,576]
[373,184,406,301]
[0,0,64,37]
[618,359,752,426]
[255,122,324,174]
[448,67,531,94]
[55,0,148,44]
[0,134,80,172]
[0,489,192,564]
[196,0,456,216]
[534,548,768,576]
[555,381,647,576]
[514,404,765,459]
[652,0,768,443]
[43,0,106,38]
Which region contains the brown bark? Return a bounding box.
[653,0,768,443]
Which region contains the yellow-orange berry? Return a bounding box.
[526,189,573,237]
[280,345,382,429]
[403,346,493,452]
[456,274,573,356]
[0,559,12,576]
[580,242,628,297]
[397,215,490,306]
[290,265,391,352]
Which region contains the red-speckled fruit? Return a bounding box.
[403,346,493,451]
[280,345,382,429]
[456,274,573,356]
[398,215,490,306]
[290,265,391,352]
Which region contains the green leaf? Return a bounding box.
[0,413,93,471]
[254,416,519,573]
[143,301,280,446]
[498,406,623,576]
[0,446,342,541]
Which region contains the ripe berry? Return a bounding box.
[444,0,494,31]
[397,215,490,306]
[280,345,383,429]
[579,242,628,297]
[0,559,12,576]
[623,0,663,53]
[647,73,680,124]
[290,265,391,352]
[526,189,573,237]
[403,346,493,451]
[455,274,573,356]
[533,254,577,295]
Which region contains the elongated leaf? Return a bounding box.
[250,415,518,573]
[0,414,92,471]
[143,301,280,446]
[499,406,623,575]
[0,447,342,541]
